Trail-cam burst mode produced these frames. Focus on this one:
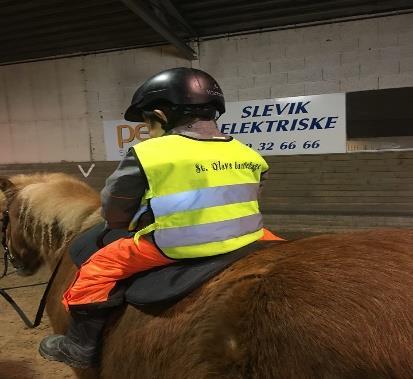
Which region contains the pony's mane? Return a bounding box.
[11,173,102,257]
[9,173,68,189]
[0,191,5,212]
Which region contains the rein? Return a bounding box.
[0,208,64,328]
[0,258,63,328]
[1,210,10,278]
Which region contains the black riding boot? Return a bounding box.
[39,307,109,368]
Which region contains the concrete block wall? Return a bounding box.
[0,46,190,163]
[1,13,412,164]
[0,59,91,163]
[261,150,413,236]
[197,13,413,101]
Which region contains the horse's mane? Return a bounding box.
[10,173,102,258]
[0,191,5,212]
[9,173,67,189]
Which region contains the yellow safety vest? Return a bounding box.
[131,135,269,259]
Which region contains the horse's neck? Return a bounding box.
[22,207,102,269]
[22,217,72,268]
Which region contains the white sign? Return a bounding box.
[217,93,346,155]
[103,121,149,161]
[103,93,346,160]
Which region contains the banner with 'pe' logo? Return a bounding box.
[103,122,149,160]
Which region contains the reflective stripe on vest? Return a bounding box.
[151,183,260,217]
[154,213,263,248]
[132,135,269,259]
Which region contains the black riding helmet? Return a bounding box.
[124,67,225,126]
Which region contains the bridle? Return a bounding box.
[0,204,63,328]
[1,209,10,278]
[1,209,25,278]
[1,209,15,278]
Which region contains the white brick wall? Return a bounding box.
[0,13,412,163]
[199,13,413,103]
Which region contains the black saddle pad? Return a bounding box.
[69,223,262,306]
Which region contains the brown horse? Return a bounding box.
[1,173,413,379]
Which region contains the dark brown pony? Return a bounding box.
[1,173,413,379]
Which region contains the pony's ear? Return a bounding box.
[0,176,15,194]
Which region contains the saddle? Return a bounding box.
[69,223,268,306]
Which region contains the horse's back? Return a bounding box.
[100,229,413,379]
[253,229,413,378]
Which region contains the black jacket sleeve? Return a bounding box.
[100,149,148,229]
[258,169,268,199]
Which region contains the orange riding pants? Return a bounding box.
[62,228,283,311]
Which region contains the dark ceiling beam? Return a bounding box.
[1,0,115,16]
[188,0,409,19]
[0,33,162,65]
[119,0,197,60]
[157,0,197,36]
[0,22,157,50]
[1,15,139,42]
[190,1,413,32]
[2,5,128,32]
